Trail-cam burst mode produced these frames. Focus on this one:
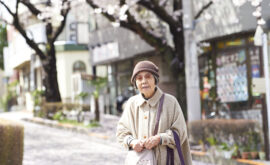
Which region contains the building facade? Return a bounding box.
[3,1,93,110]
[88,25,179,115]
[192,0,270,121]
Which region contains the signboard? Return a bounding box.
[216,49,248,102]
[252,78,266,93]
[249,47,261,78]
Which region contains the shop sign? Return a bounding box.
[252,78,266,94]
[216,49,248,102]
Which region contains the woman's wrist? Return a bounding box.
[125,135,135,148]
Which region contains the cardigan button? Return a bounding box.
[144,136,147,139]
[144,116,147,119]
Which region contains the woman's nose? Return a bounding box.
[142,77,148,83]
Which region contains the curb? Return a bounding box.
[23,117,110,140]
[191,151,269,165]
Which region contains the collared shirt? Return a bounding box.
[116,87,192,165]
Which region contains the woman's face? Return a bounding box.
[135,71,156,99]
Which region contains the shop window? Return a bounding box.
[249,47,263,109]
[201,36,264,120]
[199,53,216,118]
[73,61,86,73]
[199,54,215,101]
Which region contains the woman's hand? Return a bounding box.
[144,135,160,149]
[130,139,144,152]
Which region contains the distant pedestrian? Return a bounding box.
[116,60,192,165]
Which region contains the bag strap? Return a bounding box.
[153,93,185,165]
[166,131,185,165]
[166,147,174,165]
[153,94,165,135]
[172,131,185,165]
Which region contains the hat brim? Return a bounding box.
[131,68,159,84]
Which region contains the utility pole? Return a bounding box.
[262,33,270,160]
[182,0,201,121]
[253,0,270,158]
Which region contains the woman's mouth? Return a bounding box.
[142,86,150,89]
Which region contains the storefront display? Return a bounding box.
[216,49,248,102]
[249,46,263,109]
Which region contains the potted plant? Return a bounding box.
[206,136,218,156]
[239,145,251,159]
[231,144,240,159]
[219,142,233,159]
[250,151,258,159]
[249,131,261,159]
[258,144,266,160]
[259,151,265,160]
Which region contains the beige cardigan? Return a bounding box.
[116,87,192,165]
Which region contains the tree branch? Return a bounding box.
[173,0,182,11]
[52,1,71,42]
[138,0,181,30]
[120,0,125,6]
[194,1,213,19]
[0,0,46,59]
[15,0,19,17]
[126,13,173,52]
[21,0,41,16]
[0,1,15,17]
[0,18,12,25]
[13,18,47,59]
[86,0,173,54]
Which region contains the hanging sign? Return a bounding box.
[252,78,266,93]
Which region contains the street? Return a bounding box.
[0,111,212,165]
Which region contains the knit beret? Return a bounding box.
[131,60,159,84]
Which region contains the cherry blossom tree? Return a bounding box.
[0,24,7,69]
[0,0,71,102]
[86,0,213,113]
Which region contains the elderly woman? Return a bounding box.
[116,60,192,165]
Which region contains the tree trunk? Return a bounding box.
[94,97,100,121]
[171,29,187,119]
[42,55,61,102]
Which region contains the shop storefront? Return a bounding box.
[107,59,135,115]
[199,34,264,121]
